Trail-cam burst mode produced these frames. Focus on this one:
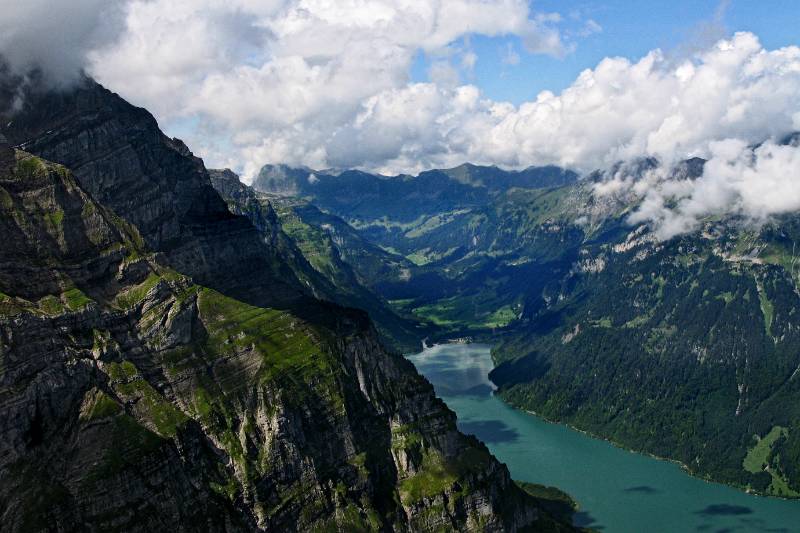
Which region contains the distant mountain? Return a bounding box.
[261,147,800,499]
[251,164,315,197]
[0,79,574,531]
[209,168,427,352]
[253,162,577,223]
[441,163,579,191]
[491,210,800,498]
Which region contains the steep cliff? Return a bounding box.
[208,169,424,352]
[3,79,302,310]
[0,81,576,531]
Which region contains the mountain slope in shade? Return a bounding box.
[0,80,582,531]
[490,211,800,498]
[208,168,427,352]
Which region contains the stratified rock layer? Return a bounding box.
[0,80,574,532]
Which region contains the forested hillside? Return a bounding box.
[257,152,800,497]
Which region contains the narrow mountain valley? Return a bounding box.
[0,78,579,532]
[251,147,800,499]
[3,4,800,531]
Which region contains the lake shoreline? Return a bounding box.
[416,340,797,501]
[473,341,798,503]
[422,338,800,502]
[410,338,800,532]
[511,404,798,502]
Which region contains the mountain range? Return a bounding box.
[3,72,800,532]
[0,78,580,532]
[250,139,800,499]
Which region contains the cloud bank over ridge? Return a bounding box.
[621,137,800,240]
[1,2,800,238]
[0,0,126,87]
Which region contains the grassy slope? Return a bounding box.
[273,200,429,352]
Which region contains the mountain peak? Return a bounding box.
[208,167,240,182]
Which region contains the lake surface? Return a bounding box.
[407,343,800,533]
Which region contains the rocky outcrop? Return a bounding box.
[0,81,575,531]
[208,169,424,352]
[253,164,308,197]
[2,80,302,309]
[206,168,322,290]
[207,169,283,245]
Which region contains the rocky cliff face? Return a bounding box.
[0,82,574,531]
[206,167,336,300]
[208,169,424,352]
[3,80,302,309]
[207,168,284,245]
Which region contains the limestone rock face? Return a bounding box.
[0,81,574,532]
[207,168,283,244]
[0,133,12,170]
[3,80,303,308]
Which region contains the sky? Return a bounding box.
[420,1,800,105]
[1,0,800,239]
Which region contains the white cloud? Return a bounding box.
[481,33,800,173]
[428,61,461,89]
[52,0,568,179]
[63,0,576,180]
[86,0,562,120]
[200,31,799,183]
[2,3,799,240]
[577,19,602,38]
[523,12,570,57]
[94,20,800,206]
[0,0,126,86]
[461,51,478,71]
[626,139,800,240]
[88,0,276,120]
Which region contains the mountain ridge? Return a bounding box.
[0,79,578,531]
[252,146,800,499]
[208,168,426,352]
[253,162,578,224]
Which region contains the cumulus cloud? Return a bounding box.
[76,0,573,178]
[577,30,800,239]
[177,29,799,182]
[1,3,799,241]
[87,0,564,121]
[0,0,578,172]
[485,33,800,172]
[625,139,800,240]
[281,32,800,179]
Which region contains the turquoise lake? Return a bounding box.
[407,343,800,533]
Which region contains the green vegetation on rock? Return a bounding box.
[197,288,324,382]
[80,389,123,421]
[63,287,92,310]
[115,272,161,309]
[106,361,189,437]
[399,447,491,504]
[37,294,65,315]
